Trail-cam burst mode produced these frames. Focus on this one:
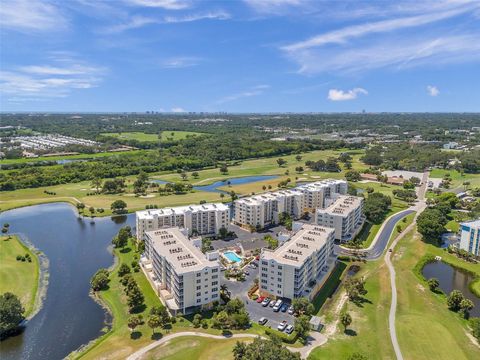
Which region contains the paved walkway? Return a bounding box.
[126,330,327,360]
[384,170,428,360]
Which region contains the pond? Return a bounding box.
[422,261,480,317]
[193,175,279,194]
[0,203,135,360]
[151,175,279,195]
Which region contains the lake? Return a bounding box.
[152,175,278,194]
[422,261,480,317]
[0,203,135,360]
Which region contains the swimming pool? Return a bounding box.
[224,251,242,263]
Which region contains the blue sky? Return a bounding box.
[1,0,479,112]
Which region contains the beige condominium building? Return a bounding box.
[259,223,336,300]
[136,203,229,240]
[315,195,365,242]
[233,189,304,229]
[143,227,220,314]
[233,179,348,229]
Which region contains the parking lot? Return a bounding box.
[220,262,296,331]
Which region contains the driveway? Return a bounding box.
[220,264,295,330]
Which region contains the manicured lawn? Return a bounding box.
[101,131,205,142]
[393,228,480,360]
[0,235,39,316]
[138,336,253,360]
[429,169,480,189]
[309,260,394,360]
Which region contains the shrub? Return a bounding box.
[264,328,298,344]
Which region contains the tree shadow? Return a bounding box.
[222,330,233,337]
[120,247,132,254]
[130,331,142,340]
[130,304,147,314]
[351,296,372,308]
[151,332,163,340]
[344,329,357,337]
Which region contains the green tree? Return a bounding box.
[276,158,287,167]
[447,290,464,312]
[0,292,25,338]
[417,208,447,244]
[233,341,247,360]
[192,313,202,328]
[294,315,310,342]
[292,297,310,315]
[341,312,352,332]
[347,352,368,360]
[427,278,440,292]
[110,199,127,214]
[118,263,131,277]
[470,317,480,341]
[91,177,102,193]
[295,155,302,162]
[459,298,474,319]
[90,268,110,291]
[127,286,145,312]
[345,170,361,182]
[127,315,142,333]
[147,315,161,334]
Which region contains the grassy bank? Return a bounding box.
[0,235,40,316]
[138,336,253,360]
[309,259,395,359]
[101,131,205,142]
[393,228,480,360]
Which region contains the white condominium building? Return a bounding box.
[316,195,364,242]
[459,220,480,256]
[136,203,229,240]
[233,189,304,229]
[233,179,348,229]
[144,227,220,314]
[296,179,348,211]
[259,224,336,300]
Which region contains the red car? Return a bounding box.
[256,296,265,303]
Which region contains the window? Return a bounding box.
[212,287,218,292]
[212,281,218,286]
[212,294,218,298]
[196,279,201,284]
[197,299,201,303]
[196,285,201,290]
[196,292,201,296]
[196,273,201,277]
[212,275,218,279]
[212,268,218,273]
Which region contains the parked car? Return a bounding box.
[262,298,271,307]
[244,270,250,275]
[280,303,289,312]
[277,320,288,331]
[256,296,265,303]
[269,299,276,308]
[273,299,283,312]
[287,306,294,315]
[258,317,268,325]
[285,325,294,334]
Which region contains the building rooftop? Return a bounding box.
[461,219,480,228]
[319,195,363,216]
[137,202,229,220]
[295,179,347,191]
[235,189,303,205]
[261,223,334,266]
[146,227,219,273]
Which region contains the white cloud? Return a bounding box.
[160,56,202,68]
[281,2,480,74]
[123,0,191,10]
[217,85,270,104]
[163,10,231,23]
[427,85,440,96]
[0,0,68,32]
[101,10,230,33]
[0,55,106,100]
[243,0,307,14]
[283,5,476,52]
[327,88,367,101]
[171,107,186,112]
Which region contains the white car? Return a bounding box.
[277,320,288,331]
[285,325,294,334]
[273,299,283,312]
[287,306,294,315]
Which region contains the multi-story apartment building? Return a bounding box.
[144,227,220,314]
[136,203,229,240]
[296,179,348,211]
[315,195,364,242]
[459,220,480,256]
[233,179,348,229]
[233,189,304,229]
[259,224,336,300]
